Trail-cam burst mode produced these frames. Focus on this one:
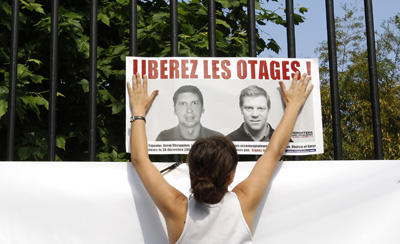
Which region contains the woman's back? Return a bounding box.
[176,192,252,244]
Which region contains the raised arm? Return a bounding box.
[127,74,187,231]
[128,73,158,163]
[233,71,313,232]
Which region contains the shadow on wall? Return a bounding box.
[126,164,169,243]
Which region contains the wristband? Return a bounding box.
[130,116,146,123]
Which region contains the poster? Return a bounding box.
[125,57,323,155]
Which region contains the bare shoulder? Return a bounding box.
[166,195,188,244]
[232,176,260,211]
[232,154,279,232]
[233,184,256,233]
[160,185,188,219]
[171,193,188,215]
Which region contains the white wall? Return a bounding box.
[0,160,399,244]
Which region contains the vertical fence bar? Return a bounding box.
[88,0,98,161]
[170,0,178,57]
[208,0,217,57]
[130,0,138,56]
[247,0,258,161]
[363,0,383,159]
[285,0,296,58]
[247,0,256,57]
[285,0,300,161]
[48,0,60,161]
[6,0,20,161]
[325,0,343,160]
[170,0,179,162]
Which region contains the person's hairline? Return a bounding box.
[239,85,270,109]
[239,94,270,110]
[173,86,204,107]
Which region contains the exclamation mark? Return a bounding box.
[306,61,311,77]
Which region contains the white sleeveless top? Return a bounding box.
[176,192,253,244]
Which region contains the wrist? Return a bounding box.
[130,115,146,123]
[131,109,146,117]
[286,100,304,108]
[284,102,303,113]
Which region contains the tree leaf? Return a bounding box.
[56,136,66,150]
[0,99,7,119]
[98,13,110,26]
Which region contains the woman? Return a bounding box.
[127,71,313,243]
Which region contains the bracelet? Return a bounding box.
[130,116,146,123]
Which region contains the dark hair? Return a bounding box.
[173,85,204,107]
[239,85,271,110]
[187,135,238,204]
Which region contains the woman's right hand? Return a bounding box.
[126,73,159,117]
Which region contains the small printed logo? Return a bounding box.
[292,131,313,138]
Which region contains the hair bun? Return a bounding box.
[194,177,216,191]
[198,177,212,183]
[192,177,220,203]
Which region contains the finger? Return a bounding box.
[291,71,300,88]
[149,90,159,105]
[306,84,314,96]
[142,74,148,92]
[303,76,311,89]
[293,71,299,81]
[279,81,288,102]
[279,81,287,92]
[298,73,307,88]
[135,73,142,91]
[127,81,132,95]
[132,74,138,90]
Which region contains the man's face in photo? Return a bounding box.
[241,95,270,131]
[174,92,204,128]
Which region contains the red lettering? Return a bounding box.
[248,60,257,79]
[141,59,146,76]
[221,60,231,79]
[170,60,179,79]
[237,60,247,79]
[270,61,280,80]
[258,60,269,79]
[291,61,300,78]
[282,61,290,80]
[190,60,198,78]
[133,59,138,75]
[160,60,168,79]
[204,60,211,79]
[212,60,220,79]
[148,60,158,79]
[181,60,189,79]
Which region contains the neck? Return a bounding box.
[178,124,201,139]
[244,123,270,141]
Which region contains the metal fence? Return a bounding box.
[5,0,383,161]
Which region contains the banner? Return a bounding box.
[125,57,323,155]
[1,161,399,243]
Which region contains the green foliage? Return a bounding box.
[0,0,307,161]
[308,5,400,160]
